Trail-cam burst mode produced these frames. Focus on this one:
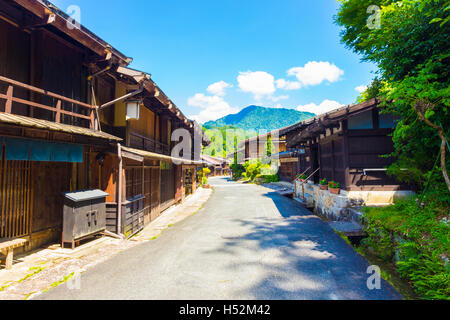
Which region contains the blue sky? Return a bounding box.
[52,0,377,123]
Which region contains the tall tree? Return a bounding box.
[336,0,450,190]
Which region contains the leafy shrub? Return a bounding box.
[202,176,208,185]
[245,163,261,181]
[297,174,307,180]
[262,174,279,183]
[361,196,450,300]
[230,163,245,180]
[319,178,328,185]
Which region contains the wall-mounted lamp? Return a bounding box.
[126,99,141,120]
[96,152,106,166]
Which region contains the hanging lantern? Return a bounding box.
[125,99,141,120]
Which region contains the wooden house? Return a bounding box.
[201,154,230,177]
[0,0,209,253]
[96,66,209,237]
[283,99,414,220]
[285,98,409,191]
[230,128,302,182]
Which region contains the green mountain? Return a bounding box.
[202,106,315,158]
[203,105,315,131]
[202,125,258,158]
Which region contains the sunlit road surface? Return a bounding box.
[40,177,400,300]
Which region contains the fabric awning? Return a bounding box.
[0,136,83,162]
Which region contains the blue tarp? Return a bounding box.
[1,137,83,163]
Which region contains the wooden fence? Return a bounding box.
[0,156,33,240]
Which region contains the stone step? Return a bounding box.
[328,221,363,237]
[347,207,364,223]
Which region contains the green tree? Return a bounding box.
[336,0,450,191]
[357,77,383,103]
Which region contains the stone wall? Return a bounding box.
[294,181,414,222]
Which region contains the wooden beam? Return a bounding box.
[13,0,110,58]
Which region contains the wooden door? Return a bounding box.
[0,158,33,240]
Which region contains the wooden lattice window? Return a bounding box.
[125,168,143,200]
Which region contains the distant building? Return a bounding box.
[201,155,230,176]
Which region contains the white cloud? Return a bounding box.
[276,79,302,90]
[207,81,232,96]
[188,93,239,124]
[355,85,368,93]
[270,95,289,102]
[237,71,275,99]
[296,100,343,116]
[287,61,344,87]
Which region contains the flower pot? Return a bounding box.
[319,184,328,190]
[329,188,340,194]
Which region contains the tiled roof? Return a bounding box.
[0,112,122,141]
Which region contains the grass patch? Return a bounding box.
[360,197,449,300]
[17,266,46,283]
[355,245,418,300]
[24,292,36,300]
[336,230,417,300]
[0,282,12,292]
[41,272,75,294]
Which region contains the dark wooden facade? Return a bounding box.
[285,99,409,191]
[0,0,209,252]
[0,0,128,251]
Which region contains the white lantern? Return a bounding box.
[126,99,140,120]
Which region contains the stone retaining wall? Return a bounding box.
[294,181,414,221]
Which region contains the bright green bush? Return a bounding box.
[262,174,279,183]
[362,196,450,300]
[245,163,261,181]
[230,163,245,180]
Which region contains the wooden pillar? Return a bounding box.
[331,138,335,181]
[157,163,161,214]
[5,249,13,269]
[342,120,350,190]
[4,86,13,113]
[192,168,196,193]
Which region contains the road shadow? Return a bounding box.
[202,189,401,300]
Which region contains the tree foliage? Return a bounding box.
[357,77,383,103]
[336,0,450,190]
[203,125,256,158]
[336,0,450,300]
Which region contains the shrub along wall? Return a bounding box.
[361,197,449,300]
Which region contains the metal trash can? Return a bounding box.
[62,189,109,249]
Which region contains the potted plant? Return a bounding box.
[328,181,341,194]
[296,174,307,182]
[319,178,328,190]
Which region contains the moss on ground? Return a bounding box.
[17,266,46,283]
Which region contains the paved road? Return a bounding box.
[40,177,400,300]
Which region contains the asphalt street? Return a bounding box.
[40,177,401,300]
